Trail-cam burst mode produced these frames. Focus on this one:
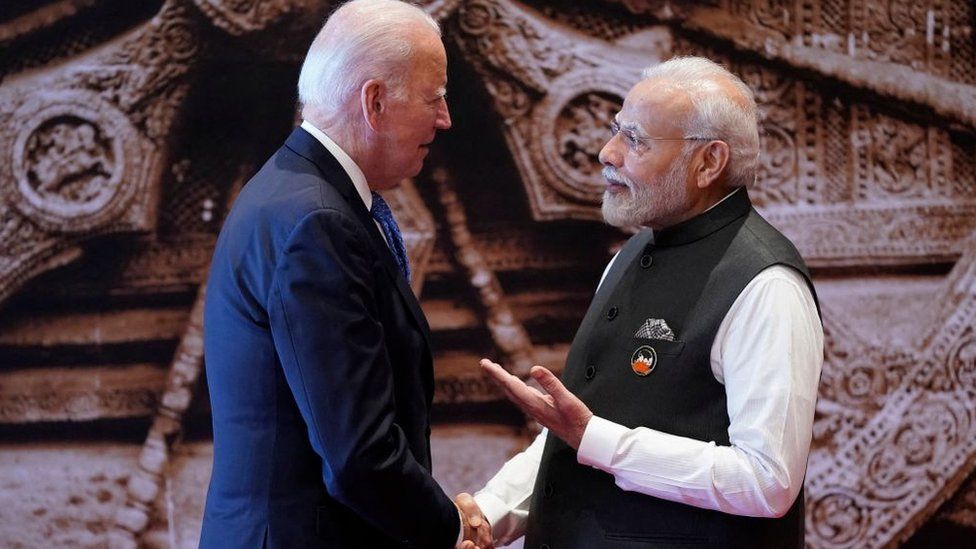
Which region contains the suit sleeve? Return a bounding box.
[267,208,459,548]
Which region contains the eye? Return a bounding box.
[610,121,640,150]
[622,131,639,148]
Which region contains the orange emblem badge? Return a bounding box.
[630,345,657,376]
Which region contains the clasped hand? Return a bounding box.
[455,492,492,549]
[452,359,592,548]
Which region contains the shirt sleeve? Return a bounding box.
[576,265,823,517]
[472,430,548,546]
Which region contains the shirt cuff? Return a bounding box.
[472,491,507,536]
[577,415,629,470]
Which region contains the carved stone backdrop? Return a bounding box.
[0,1,973,547]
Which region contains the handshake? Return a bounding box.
[449,358,596,549]
[455,492,493,549]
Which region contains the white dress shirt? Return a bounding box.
[301,120,466,547]
[474,249,824,546]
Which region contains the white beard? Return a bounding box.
[601,152,692,229]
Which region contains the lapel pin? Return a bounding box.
[631,345,657,377]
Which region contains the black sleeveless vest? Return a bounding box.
[524,190,818,549]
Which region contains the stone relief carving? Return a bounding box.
[0,0,206,304]
[1,1,975,547]
[193,0,308,35]
[5,94,150,232]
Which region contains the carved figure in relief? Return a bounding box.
[457,57,823,549]
[27,119,114,204]
[559,92,621,174]
[199,1,488,548]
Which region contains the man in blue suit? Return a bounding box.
[200,1,490,547]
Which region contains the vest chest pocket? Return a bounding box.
[628,337,685,377]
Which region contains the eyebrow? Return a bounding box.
[615,115,649,137]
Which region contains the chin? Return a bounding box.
[601,201,629,228]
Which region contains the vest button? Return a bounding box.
[544,483,554,498]
[541,545,551,549]
[607,306,618,320]
[584,365,596,380]
[640,254,653,268]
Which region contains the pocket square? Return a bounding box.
[634,318,675,341]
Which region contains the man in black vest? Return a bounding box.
[457,57,823,548]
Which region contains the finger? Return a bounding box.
[500,375,551,416]
[479,359,515,384]
[477,523,494,548]
[531,366,572,402]
[481,361,538,402]
[482,360,558,427]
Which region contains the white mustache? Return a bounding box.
[602,166,636,188]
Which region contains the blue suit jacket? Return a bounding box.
[200,127,459,548]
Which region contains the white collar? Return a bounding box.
[300,120,372,211]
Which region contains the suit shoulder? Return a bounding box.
[226,147,356,232]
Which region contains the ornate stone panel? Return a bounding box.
[1,2,975,548]
[806,239,976,547]
[0,0,206,304]
[2,92,156,233]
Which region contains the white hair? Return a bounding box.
[297,0,440,112]
[641,56,760,188]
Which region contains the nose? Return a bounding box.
[598,134,622,167]
[435,99,452,130]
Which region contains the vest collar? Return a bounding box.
[652,187,751,247]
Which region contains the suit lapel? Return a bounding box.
[283,127,432,345]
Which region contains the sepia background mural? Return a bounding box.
[1,0,975,547]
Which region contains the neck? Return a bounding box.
[666,184,737,229]
[306,109,385,189]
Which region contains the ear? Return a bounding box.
[695,140,731,189]
[360,78,385,132]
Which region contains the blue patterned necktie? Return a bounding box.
[370,192,411,283]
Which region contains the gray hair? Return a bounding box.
[297,0,440,112]
[641,56,760,188]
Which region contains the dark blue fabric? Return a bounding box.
[199,127,457,549]
[370,192,411,283]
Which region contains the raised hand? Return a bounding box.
[479,359,593,450]
[455,492,493,549]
